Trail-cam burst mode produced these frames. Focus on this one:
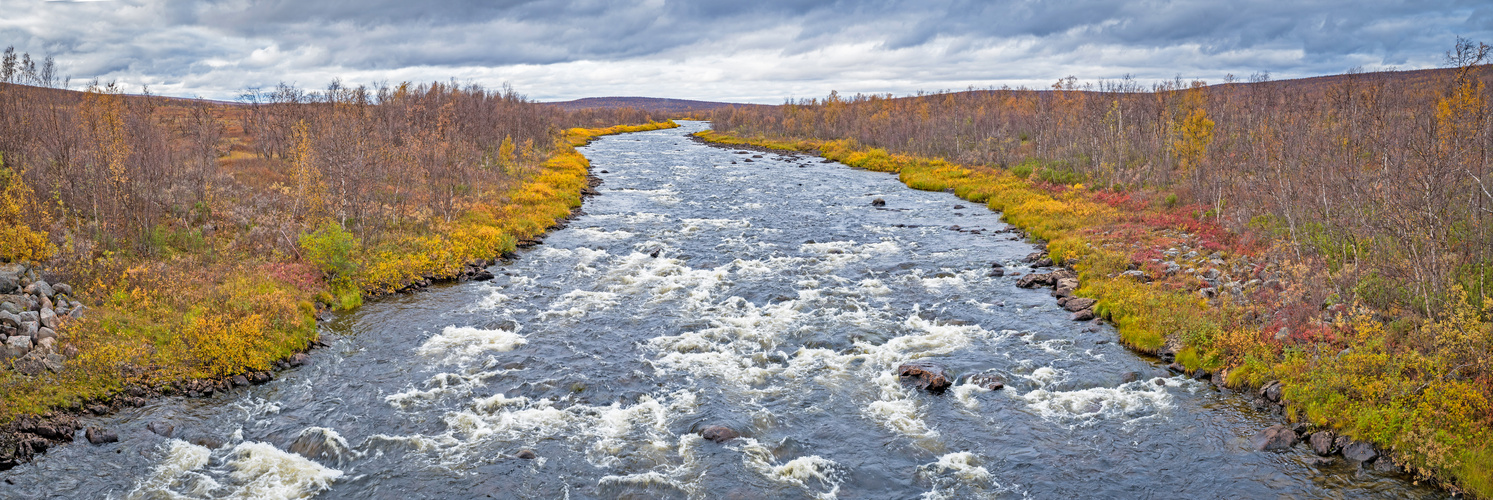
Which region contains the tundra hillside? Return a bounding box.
[0,59,675,449]
[704,41,1493,497]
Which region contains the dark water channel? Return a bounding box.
[0,121,1445,499]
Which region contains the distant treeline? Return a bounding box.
[0,50,667,264]
[711,40,1493,324]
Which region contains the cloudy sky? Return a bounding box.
[2,0,1491,103]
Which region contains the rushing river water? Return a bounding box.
[0,121,1446,499]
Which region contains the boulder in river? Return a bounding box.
[289,427,351,464]
[289,352,309,367]
[1341,440,1378,463]
[1070,309,1095,321]
[870,198,886,207]
[897,361,953,394]
[1252,424,1299,452]
[85,427,118,445]
[1309,431,1338,456]
[516,450,538,459]
[964,373,1004,390]
[699,425,741,443]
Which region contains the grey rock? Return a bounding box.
[1264,382,1284,403]
[35,337,55,351]
[0,310,17,328]
[0,275,14,294]
[17,310,37,323]
[4,335,32,358]
[42,352,64,372]
[38,308,58,329]
[1063,297,1097,312]
[14,356,45,375]
[1253,424,1299,452]
[1342,441,1378,463]
[1334,435,1352,452]
[1121,371,1141,383]
[51,283,71,296]
[870,198,886,207]
[20,320,38,337]
[23,281,53,298]
[516,449,538,459]
[1309,431,1338,456]
[1016,273,1058,289]
[1070,309,1095,321]
[1197,287,1217,299]
[86,427,119,445]
[1163,261,1181,274]
[0,301,19,314]
[1274,327,1291,341]
[289,352,309,367]
[1120,270,1147,280]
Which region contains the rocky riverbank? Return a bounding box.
[0,154,609,474]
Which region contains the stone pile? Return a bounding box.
[0,263,83,375]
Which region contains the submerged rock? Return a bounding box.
[1253,424,1299,452]
[516,450,538,459]
[897,361,953,394]
[147,421,175,438]
[699,425,741,443]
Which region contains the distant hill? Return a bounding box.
[546,96,761,113]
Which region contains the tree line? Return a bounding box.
[710,39,1493,326]
[0,48,663,266]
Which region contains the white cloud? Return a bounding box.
[0,0,1486,102]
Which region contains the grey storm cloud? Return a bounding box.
[1,0,1489,102]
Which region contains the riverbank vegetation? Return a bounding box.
[701,40,1493,497]
[0,61,676,423]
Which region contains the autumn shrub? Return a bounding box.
[300,220,361,282]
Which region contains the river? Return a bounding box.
[0,121,1445,499]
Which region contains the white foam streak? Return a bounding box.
[416,326,526,366]
[733,439,842,499]
[127,439,342,500]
